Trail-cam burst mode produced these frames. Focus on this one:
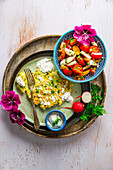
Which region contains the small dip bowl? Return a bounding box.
[45,110,66,131]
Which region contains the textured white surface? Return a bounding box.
[0,0,113,170]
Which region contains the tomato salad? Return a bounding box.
[58,37,103,80]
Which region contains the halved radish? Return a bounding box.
[74,91,91,103]
[60,56,76,66]
[82,92,91,103]
[66,60,77,68]
[80,51,91,59]
[91,52,102,59]
[65,48,75,56]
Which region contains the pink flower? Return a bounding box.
[0,91,21,111]
[73,25,97,45]
[10,109,25,125]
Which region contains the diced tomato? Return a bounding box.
[60,65,69,70]
[73,46,80,55]
[64,40,70,46]
[89,67,96,74]
[89,46,100,53]
[72,64,83,74]
[79,69,90,76]
[66,61,77,68]
[63,69,72,76]
[70,38,77,46]
[78,76,85,80]
[91,52,102,59]
[77,56,85,66]
[66,45,73,50]
[83,57,91,62]
[80,45,90,53]
[59,50,65,61]
[60,42,66,49]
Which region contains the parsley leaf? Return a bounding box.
[80,84,107,122]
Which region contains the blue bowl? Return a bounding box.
[53,30,107,83]
[45,110,66,131]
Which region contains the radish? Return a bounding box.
[62,102,84,113]
[74,91,91,103]
[91,52,102,59]
[80,51,91,59]
[87,60,97,66]
[60,55,76,66]
[82,92,91,103]
[65,48,75,56]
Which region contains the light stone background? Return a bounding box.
[0,0,113,170]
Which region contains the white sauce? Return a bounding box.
[37,58,54,73]
[16,76,25,87]
[47,113,63,128]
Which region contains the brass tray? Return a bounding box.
[2,35,107,138]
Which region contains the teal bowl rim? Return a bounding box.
[53,29,107,83]
[45,110,66,131]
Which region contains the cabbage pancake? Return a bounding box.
[16,69,73,110]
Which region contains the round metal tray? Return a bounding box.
[2,35,107,138]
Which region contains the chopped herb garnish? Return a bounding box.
[61,63,65,66]
[44,85,47,87]
[81,76,84,79]
[69,37,74,42]
[65,58,68,63]
[55,84,58,88]
[49,82,51,86]
[63,45,66,48]
[36,89,39,93]
[51,80,54,86]
[51,90,55,94]
[52,117,61,127]
[58,90,60,94]
[78,56,80,59]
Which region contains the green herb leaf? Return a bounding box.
[36,89,39,93]
[55,84,58,88]
[51,90,55,94]
[91,84,100,94]
[58,90,60,94]
[52,117,61,127]
[80,84,107,122]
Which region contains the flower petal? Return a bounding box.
[9,109,25,125]
[88,29,97,36]
[1,95,9,104]
[88,35,95,42]
[17,119,25,125]
[13,94,21,104]
[10,113,18,123]
[6,91,15,100]
[81,25,91,31]
[73,26,83,38]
